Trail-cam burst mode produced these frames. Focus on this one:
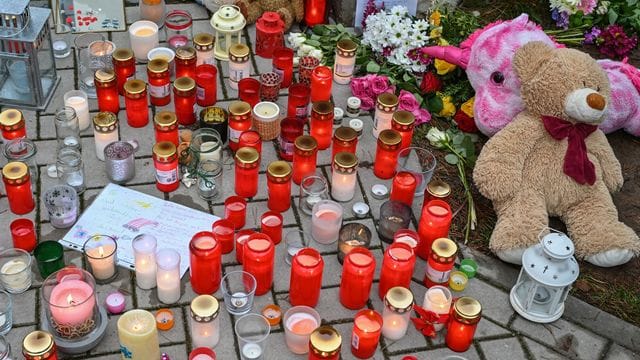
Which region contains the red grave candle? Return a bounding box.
[22,330,58,360]
[255,12,285,59]
[417,200,452,260]
[266,161,292,213]
[309,326,341,360]
[393,229,420,250]
[305,0,327,27]
[292,135,318,185]
[378,242,416,299]
[175,46,197,79]
[147,59,171,106]
[196,64,218,107]
[331,126,358,161]
[2,162,35,215]
[173,77,197,125]
[272,47,294,88]
[339,247,376,310]
[289,248,324,307]
[152,142,180,192]
[278,117,304,161]
[373,129,402,179]
[287,83,311,120]
[351,310,383,359]
[228,101,253,152]
[390,172,417,207]
[391,111,416,155]
[154,111,180,146]
[310,66,333,102]
[225,196,247,229]
[238,78,261,108]
[213,219,236,254]
[234,147,260,198]
[424,238,457,288]
[124,79,149,128]
[310,101,334,150]
[112,48,135,95]
[189,231,222,294]
[235,229,255,264]
[94,69,120,114]
[243,233,275,296]
[446,297,482,352]
[0,109,27,140]
[238,130,262,155]
[11,218,37,252]
[260,211,283,244]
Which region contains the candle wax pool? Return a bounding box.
[135,28,156,37]
[355,315,382,332]
[192,354,215,360]
[388,247,412,260]
[349,253,373,267]
[286,312,318,334]
[262,215,281,226]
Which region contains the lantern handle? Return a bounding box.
[537,227,567,244]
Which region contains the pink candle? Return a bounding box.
[49,279,96,326]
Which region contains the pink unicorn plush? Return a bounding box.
[422,14,640,137]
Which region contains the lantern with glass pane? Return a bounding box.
[509,229,579,323]
[0,1,59,109]
[210,5,246,61]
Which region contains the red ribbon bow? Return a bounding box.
[411,305,450,338]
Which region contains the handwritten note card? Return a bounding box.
[61,183,219,277]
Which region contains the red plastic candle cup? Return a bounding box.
[175,46,197,79]
[2,162,35,215]
[112,48,136,95]
[94,69,120,114]
[272,47,294,88]
[374,130,402,179]
[299,56,320,86]
[390,172,417,207]
[424,238,457,288]
[238,78,261,108]
[0,109,27,141]
[147,59,171,107]
[225,196,247,229]
[310,66,333,103]
[305,0,327,27]
[173,77,197,125]
[196,64,218,107]
[331,126,358,161]
[278,117,304,161]
[154,111,180,146]
[287,83,311,120]
[234,147,260,198]
[391,111,416,155]
[446,297,482,352]
[243,232,275,296]
[235,229,255,264]
[289,247,324,307]
[213,219,236,255]
[10,218,36,252]
[189,347,217,360]
[259,72,282,102]
[378,242,416,299]
[393,229,419,250]
[417,200,452,260]
[310,101,334,150]
[351,309,383,359]
[260,211,283,244]
[124,79,149,128]
[266,161,292,213]
[238,130,262,155]
[228,101,253,152]
[152,142,180,193]
[189,231,222,294]
[339,247,376,310]
[292,136,318,185]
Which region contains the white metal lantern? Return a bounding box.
[509,230,579,323]
[0,0,60,110]
[210,5,245,61]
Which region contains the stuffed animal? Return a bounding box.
[473,41,639,267]
[234,0,304,30]
[421,14,640,137]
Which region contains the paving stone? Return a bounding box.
[388,346,481,360]
[523,338,571,360]
[5,325,36,359]
[605,344,640,360]
[479,337,527,360]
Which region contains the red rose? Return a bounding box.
[420,72,442,94]
[453,109,479,133]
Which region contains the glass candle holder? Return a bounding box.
[311,200,343,244]
[293,136,319,185]
[378,201,412,243]
[44,185,79,229]
[234,147,260,198]
[340,248,376,310]
[112,48,136,95]
[194,33,215,66]
[54,106,81,151]
[305,0,327,26]
[284,230,308,265]
[351,309,382,359]
[299,56,320,86]
[374,129,402,179]
[266,161,292,213]
[0,108,26,141]
[333,39,357,85]
[397,147,437,197]
[175,46,198,79]
[10,218,36,252]
[228,101,253,152]
[255,12,285,59]
[259,72,282,102]
[197,160,223,201]
[225,196,247,229]
[41,267,98,339]
[287,83,311,120]
[78,35,115,99]
[117,309,161,360]
[424,238,458,288]
[253,101,280,141]
[242,233,275,296]
[156,249,181,304]
[392,111,415,155]
[310,101,334,150]
[299,175,329,216]
[57,147,86,195]
[213,219,235,255]
[289,248,324,307]
[83,235,118,283]
[189,295,220,348]
[309,326,341,360]
[129,20,160,61]
[139,0,166,25]
[332,126,358,160]
[34,241,65,279]
[154,111,179,146]
[235,314,270,360]
[93,112,119,162]
[337,223,371,265]
[278,117,304,161]
[190,128,223,170]
[124,79,150,128]
[200,107,228,144]
[446,297,482,352]
[310,66,332,102]
[422,285,452,332]
[272,47,294,88]
[238,130,262,155]
[221,270,256,316]
[174,77,197,125]
[417,200,452,260]
[331,152,358,202]
[105,141,137,184]
[229,44,251,90]
[132,234,157,290]
[260,211,284,244]
[196,64,218,107]
[283,306,321,354]
[238,78,261,108]
[390,172,417,208]
[152,142,180,193]
[3,138,38,188]
[235,230,255,264]
[147,59,171,107]
[372,93,398,138]
[94,69,119,115]
[0,248,32,294]
[378,242,415,299]
[190,232,221,294]
[0,292,11,335]
[2,162,34,215]
[164,10,192,49]
[382,287,414,340]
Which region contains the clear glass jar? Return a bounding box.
[164,10,193,49]
[3,138,38,188]
[54,107,81,151]
[56,147,86,195]
[194,33,215,66]
[0,334,11,359]
[197,160,223,201]
[298,174,328,216]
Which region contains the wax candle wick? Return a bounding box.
[99,246,105,257]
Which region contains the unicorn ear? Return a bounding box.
[513,41,555,82]
[420,46,470,69]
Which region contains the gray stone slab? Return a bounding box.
[606,344,640,360]
[479,337,527,360]
[388,346,481,360]
[523,338,571,360]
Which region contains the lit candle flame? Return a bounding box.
[98,246,105,257]
[66,293,74,305]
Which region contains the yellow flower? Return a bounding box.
[429,10,441,26]
[461,97,475,118]
[438,95,456,117]
[430,27,442,39]
[434,59,457,75]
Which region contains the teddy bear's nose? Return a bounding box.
[586,93,606,110]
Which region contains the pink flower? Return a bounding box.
[398,90,419,112]
[371,75,391,95]
[350,78,367,98]
[577,0,597,15]
[413,108,432,125]
[360,96,376,111]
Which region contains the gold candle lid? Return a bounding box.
[229,43,250,62]
[201,107,227,124]
[312,101,334,115]
[384,286,414,313]
[453,296,482,323]
[93,112,118,133]
[235,146,260,165]
[193,33,214,51]
[229,101,252,116]
[333,152,358,170]
[174,77,196,93]
[124,79,146,95]
[112,48,134,62]
[392,111,416,126]
[334,126,357,142]
[267,160,292,178]
[147,58,169,73]
[310,325,342,357]
[377,92,399,107]
[0,108,24,128]
[94,68,116,85]
[2,161,29,183]
[294,135,318,152]
[190,295,220,322]
[154,111,178,128]
[175,46,197,60]
[427,180,451,198]
[336,38,358,52]
[431,238,458,258]
[153,141,177,162]
[22,330,55,357]
[378,129,402,146]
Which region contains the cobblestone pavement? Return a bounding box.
[0,2,639,359]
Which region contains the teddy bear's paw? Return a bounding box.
[585,249,635,267]
[495,248,527,265]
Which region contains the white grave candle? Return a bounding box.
[64,90,90,131]
[423,285,452,331]
[156,249,181,304]
[132,234,157,290]
[129,21,160,61]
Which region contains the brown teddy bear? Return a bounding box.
[473,41,639,267]
[234,0,304,30]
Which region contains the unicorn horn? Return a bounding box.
[420,46,470,69]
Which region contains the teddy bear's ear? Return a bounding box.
[513,41,555,82]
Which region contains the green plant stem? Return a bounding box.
[443,143,476,243]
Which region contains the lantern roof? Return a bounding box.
[521,232,579,287]
[0,0,29,17]
[1,6,50,43]
[210,5,245,32]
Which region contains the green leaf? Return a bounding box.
[444,154,459,165]
[305,39,321,47]
[427,96,443,114]
[452,133,465,145]
[403,73,412,82]
[628,0,638,6]
[336,23,346,32]
[413,92,423,106]
[609,9,619,24]
[366,61,381,73]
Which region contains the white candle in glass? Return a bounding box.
[132,234,157,290]
[382,312,410,340]
[117,309,161,360]
[372,94,398,139]
[199,141,222,162]
[190,295,221,348]
[422,285,452,331]
[64,90,90,131]
[311,200,343,244]
[93,112,119,161]
[0,258,31,293]
[156,249,181,304]
[333,40,357,85]
[129,20,160,61]
[85,244,117,281]
[253,102,279,123]
[331,153,358,202]
[284,308,320,354]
